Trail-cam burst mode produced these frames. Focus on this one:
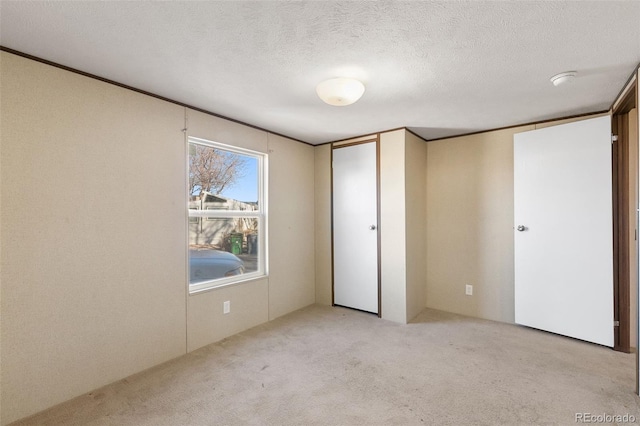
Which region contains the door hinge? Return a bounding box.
[614,320,620,327]
[612,134,619,143]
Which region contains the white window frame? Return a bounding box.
[188,137,268,293]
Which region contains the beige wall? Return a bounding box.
[404,132,427,322]
[380,130,407,323]
[0,52,316,424]
[314,144,332,306]
[426,125,532,322]
[266,133,315,320]
[533,112,608,129]
[187,279,270,351]
[0,53,187,424]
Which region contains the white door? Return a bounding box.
[333,142,379,314]
[514,116,613,347]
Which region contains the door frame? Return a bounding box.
[612,76,637,353]
[330,136,382,317]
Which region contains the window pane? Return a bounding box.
[189,143,259,210]
[189,218,260,284]
[187,138,265,291]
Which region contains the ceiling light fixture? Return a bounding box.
[316,77,365,106]
[550,71,577,86]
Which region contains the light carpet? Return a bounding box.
[12,305,640,425]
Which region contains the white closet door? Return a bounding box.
[333,142,379,314]
[514,116,613,347]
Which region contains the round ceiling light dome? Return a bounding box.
[550,71,577,86]
[316,77,365,106]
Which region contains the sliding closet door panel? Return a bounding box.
[333,142,378,313]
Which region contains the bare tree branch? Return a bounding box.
[189,145,247,197]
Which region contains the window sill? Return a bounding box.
[188,272,268,295]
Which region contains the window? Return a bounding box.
[188,137,266,292]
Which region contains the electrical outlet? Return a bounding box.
[223,300,231,314]
[465,285,473,296]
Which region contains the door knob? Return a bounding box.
[369,225,377,230]
[516,225,526,232]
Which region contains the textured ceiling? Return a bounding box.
[1,1,639,145]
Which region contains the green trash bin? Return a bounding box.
[230,233,243,255]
